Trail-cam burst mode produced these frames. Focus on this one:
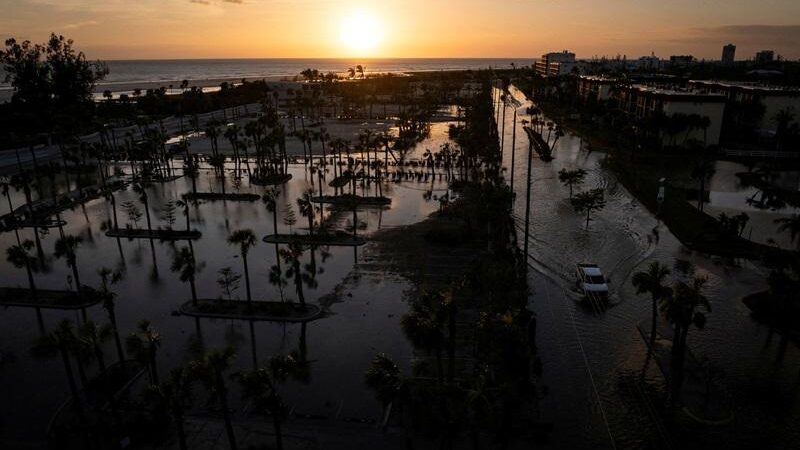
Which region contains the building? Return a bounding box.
[577,76,620,102]
[637,54,662,71]
[721,44,736,65]
[755,50,775,64]
[535,51,578,77]
[616,84,727,146]
[689,80,800,135]
[669,55,695,67]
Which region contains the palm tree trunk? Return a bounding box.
[243,254,252,308]
[218,378,238,450]
[109,308,126,365]
[650,297,657,352]
[190,275,198,306]
[174,409,188,450]
[272,415,284,450]
[70,257,82,295]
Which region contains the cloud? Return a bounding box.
[63,20,99,30]
[189,0,243,4]
[676,25,800,48]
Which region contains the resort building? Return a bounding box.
[721,44,736,65]
[616,85,727,146]
[755,50,775,64]
[689,80,800,135]
[577,76,620,102]
[535,51,578,77]
[637,54,662,72]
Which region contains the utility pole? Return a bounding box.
[523,139,534,272]
[510,109,518,202]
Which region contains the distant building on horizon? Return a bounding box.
[755,50,775,64]
[721,44,736,65]
[535,50,577,77]
[638,53,661,71]
[669,55,695,68]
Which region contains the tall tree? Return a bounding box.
[690,160,715,212]
[171,246,202,306]
[632,262,672,352]
[126,320,162,385]
[558,168,588,199]
[227,229,257,308]
[54,235,84,295]
[190,348,238,450]
[147,367,194,450]
[775,214,800,250]
[98,267,126,365]
[235,353,308,450]
[570,188,607,229]
[660,276,711,387]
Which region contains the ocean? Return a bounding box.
[1,58,534,99]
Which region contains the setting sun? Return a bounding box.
[339,11,385,55]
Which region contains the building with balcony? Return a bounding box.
[535,51,578,77]
[616,85,726,146]
[689,80,800,135]
[577,76,620,102]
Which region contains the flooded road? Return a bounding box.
[496,85,800,449]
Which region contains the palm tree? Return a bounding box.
[32,320,86,419]
[262,188,280,237]
[147,367,194,450]
[175,197,193,233]
[235,353,307,450]
[54,235,84,295]
[78,320,118,414]
[279,242,308,308]
[98,267,126,365]
[401,291,447,384]
[690,160,715,212]
[6,240,38,300]
[133,183,153,233]
[126,320,162,385]
[190,348,238,450]
[660,276,711,387]
[632,262,672,352]
[297,190,316,236]
[228,229,257,308]
[775,214,800,250]
[365,353,402,408]
[171,246,201,306]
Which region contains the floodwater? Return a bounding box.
[496,85,800,449]
[0,125,455,447]
[703,160,800,249]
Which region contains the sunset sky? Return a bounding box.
[3,0,800,60]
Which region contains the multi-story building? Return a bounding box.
[755,50,775,64]
[577,76,620,102]
[721,44,736,65]
[637,54,662,71]
[616,85,726,146]
[535,51,578,77]
[689,80,800,135]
